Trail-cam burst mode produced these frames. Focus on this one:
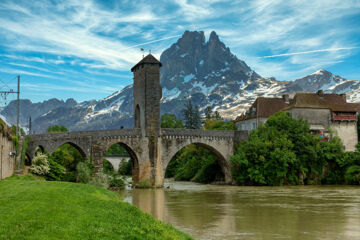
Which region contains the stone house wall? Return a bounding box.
[235,118,267,131]
[0,131,15,180]
[331,121,358,152]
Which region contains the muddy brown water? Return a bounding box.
[122,180,360,240]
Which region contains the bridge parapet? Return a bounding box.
[161,128,236,139]
[29,128,141,140]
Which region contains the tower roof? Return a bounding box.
[131,54,162,72]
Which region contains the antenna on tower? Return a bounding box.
[149,50,151,54]
[140,48,144,58]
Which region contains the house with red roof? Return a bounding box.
[234,91,360,151]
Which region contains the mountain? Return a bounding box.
[1,31,359,133]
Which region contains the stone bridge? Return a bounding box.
[26,54,249,187]
[27,128,248,186]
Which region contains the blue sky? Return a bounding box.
[0,0,359,103]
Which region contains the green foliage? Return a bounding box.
[45,158,65,181]
[345,165,360,185]
[11,125,25,136]
[108,174,126,189]
[50,143,85,181]
[357,113,360,140]
[20,137,30,167]
[89,173,109,188]
[30,153,50,176]
[0,178,193,240]
[102,158,115,174]
[118,159,132,175]
[182,101,201,129]
[161,113,184,128]
[166,145,224,183]
[231,111,334,186]
[76,162,91,184]
[205,106,212,120]
[203,119,235,130]
[47,125,68,133]
[105,143,129,156]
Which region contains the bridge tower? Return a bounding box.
[131,54,163,186]
[131,54,162,136]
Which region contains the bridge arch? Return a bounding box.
[49,142,87,160]
[163,142,228,182]
[103,141,140,184]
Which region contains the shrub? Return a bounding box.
[109,174,125,189]
[30,153,50,176]
[102,158,114,174]
[45,157,65,181]
[345,165,360,185]
[89,173,109,188]
[118,159,132,175]
[76,162,91,183]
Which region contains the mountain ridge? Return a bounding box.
[1,31,359,133]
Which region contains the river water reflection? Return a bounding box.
[123,180,360,240]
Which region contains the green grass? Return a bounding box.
[0,175,193,240]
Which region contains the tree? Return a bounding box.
[214,111,222,120]
[231,111,328,186]
[182,101,201,129]
[205,106,212,120]
[47,125,68,133]
[161,114,184,128]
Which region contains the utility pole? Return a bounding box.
[28,116,32,135]
[0,75,20,136]
[17,75,20,137]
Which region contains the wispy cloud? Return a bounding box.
[0,0,359,101]
[259,47,358,58]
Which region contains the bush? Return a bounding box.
[30,153,50,176]
[76,162,91,183]
[118,159,132,175]
[345,165,360,185]
[109,174,125,189]
[89,173,109,188]
[45,157,65,181]
[102,158,114,174]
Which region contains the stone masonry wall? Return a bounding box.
[0,131,15,180]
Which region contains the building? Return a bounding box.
[234,91,360,151]
[234,95,289,131]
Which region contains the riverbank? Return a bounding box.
[0,175,193,240]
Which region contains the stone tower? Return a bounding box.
[131,54,163,187]
[131,54,162,137]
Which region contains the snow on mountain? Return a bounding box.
[0,30,359,132]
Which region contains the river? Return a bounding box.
[122,179,360,240]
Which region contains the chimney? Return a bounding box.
[340,93,347,102]
[282,94,290,104]
[317,90,324,95]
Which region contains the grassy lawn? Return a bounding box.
[0,175,193,240]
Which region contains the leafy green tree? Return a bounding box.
[47,125,68,133]
[231,111,327,186]
[182,101,201,129]
[161,114,184,128]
